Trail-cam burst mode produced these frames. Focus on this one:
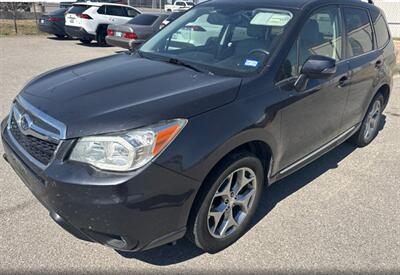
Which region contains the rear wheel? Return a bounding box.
[188,151,264,253]
[79,38,92,44]
[96,27,107,47]
[350,93,384,147]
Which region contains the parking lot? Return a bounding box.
[0,36,399,274]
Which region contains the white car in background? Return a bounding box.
[164,1,194,12]
[170,13,222,47]
[65,2,141,46]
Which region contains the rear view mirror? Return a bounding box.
[294,55,336,92]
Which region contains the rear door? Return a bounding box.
[341,6,382,130]
[65,4,90,27]
[106,6,131,25]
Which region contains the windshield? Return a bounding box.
[140,5,293,76]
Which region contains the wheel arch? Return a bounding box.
[186,139,274,229]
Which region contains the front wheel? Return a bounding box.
[188,151,264,253]
[350,93,384,147]
[96,28,107,47]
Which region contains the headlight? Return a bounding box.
[69,119,187,171]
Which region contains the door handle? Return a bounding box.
[375,60,383,69]
[338,76,350,88]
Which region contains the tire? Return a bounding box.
[96,27,107,47]
[55,34,65,38]
[187,151,264,253]
[79,38,92,44]
[350,93,384,147]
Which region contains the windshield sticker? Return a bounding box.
[250,11,292,27]
[244,59,259,67]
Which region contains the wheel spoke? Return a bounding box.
[215,174,233,197]
[233,169,255,196]
[219,209,238,237]
[209,203,227,234]
[235,189,255,213]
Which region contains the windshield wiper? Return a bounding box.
[167,58,203,73]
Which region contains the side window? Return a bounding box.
[277,42,298,81]
[176,2,184,7]
[374,14,390,48]
[107,6,126,17]
[343,7,373,57]
[126,8,139,18]
[97,5,106,15]
[277,6,342,82]
[299,6,343,66]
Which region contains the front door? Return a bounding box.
[277,5,350,170]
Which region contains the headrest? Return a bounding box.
[247,25,266,38]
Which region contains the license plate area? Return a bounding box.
[115,31,123,37]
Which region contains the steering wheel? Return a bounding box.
[248,49,270,56]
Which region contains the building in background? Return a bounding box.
[374,0,400,38]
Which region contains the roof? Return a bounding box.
[206,0,374,10]
[72,2,136,9]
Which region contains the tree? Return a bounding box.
[0,2,31,34]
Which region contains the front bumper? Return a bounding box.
[64,26,94,41]
[1,118,198,251]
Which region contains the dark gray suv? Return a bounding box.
[1,0,395,253]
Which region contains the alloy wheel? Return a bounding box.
[207,167,257,239]
[364,100,382,141]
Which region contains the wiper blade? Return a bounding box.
[167,58,203,73]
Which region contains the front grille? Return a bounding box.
[10,116,58,165]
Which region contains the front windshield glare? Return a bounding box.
[140,6,293,76]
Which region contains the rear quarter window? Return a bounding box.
[343,7,374,57]
[68,5,90,14]
[374,14,390,48]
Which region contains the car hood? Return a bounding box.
[20,53,241,139]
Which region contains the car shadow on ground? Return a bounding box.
[46,36,75,41]
[117,116,386,266]
[76,41,111,48]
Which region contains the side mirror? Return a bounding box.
[301,55,337,78]
[294,55,337,92]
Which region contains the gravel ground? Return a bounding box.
[0,36,399,274]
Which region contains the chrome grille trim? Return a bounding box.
[6,96,67,168]
[16,96,67,140]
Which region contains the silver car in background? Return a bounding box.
[106,13,169,50]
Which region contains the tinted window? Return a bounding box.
[176,2,185,7]
[128,14,158,25]
[107,6,126,17]
[277,41,298,81]
[374,15,390,48]
[344,7,373,57]
[97,5,106,14]
[167,12,184,21]
[126,8,139,17]
[68,5,90,14]
[49,8,67,16]
[276,6,342,82]
[299,6,343,66]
